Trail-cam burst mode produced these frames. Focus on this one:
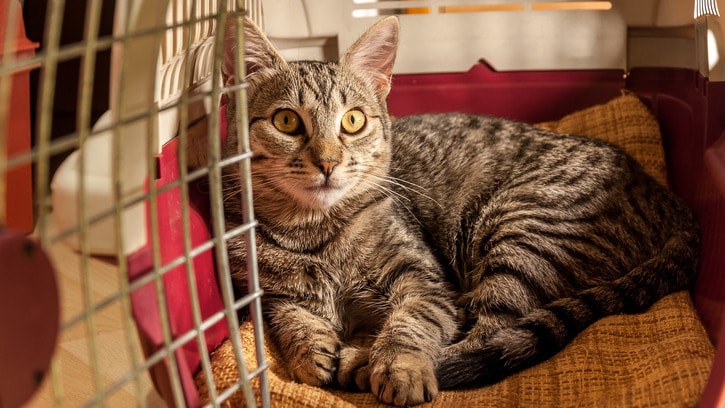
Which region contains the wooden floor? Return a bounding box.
[23,221,166,407]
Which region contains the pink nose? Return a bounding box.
[317,160,339,177]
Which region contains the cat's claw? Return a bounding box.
[369,354,438,406]
[290,338,341,387]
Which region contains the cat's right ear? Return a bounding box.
[340,16,399,98]
[222,14,286,85]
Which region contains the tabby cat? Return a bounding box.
[221,15,700,406]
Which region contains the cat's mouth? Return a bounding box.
[306,175,344,191]
[304,185,345,199]
[305,186,340,193]
[299,183,350,209]
[305,185,339,192]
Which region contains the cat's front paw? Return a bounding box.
[337,346,371,391]
[369,353,438,406]
[288,331,341,387]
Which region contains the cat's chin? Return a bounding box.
[297,186,349,210]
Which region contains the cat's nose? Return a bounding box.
[317,159,339,177]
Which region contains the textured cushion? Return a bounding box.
[537,92,668,187]
[195,93,714,407]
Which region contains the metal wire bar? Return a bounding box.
[112,1,188,406]
[73,275,261,408]
[76,0,107,404]
[108,88,148,408]
[174,0,220,405]
[33,0,68,404]
[57,217,253,332]
[146,69,188,408]
[2,80,245,173]
[229,6,271,406]
[3,1,269,405]
[0,11,222,79]
[111,184,148,408]
[59,219,256,336]
[0,37,113,77]
[205,7,258,407]
[77,281,256,408]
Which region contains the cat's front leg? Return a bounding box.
[267,302,341,387]
[368,292,458,406]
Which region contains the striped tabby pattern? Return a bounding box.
[220,16,699,407]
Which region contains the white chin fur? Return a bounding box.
[296,187,349,210]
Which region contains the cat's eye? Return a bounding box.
[341,109,366,134]
[273,109,304,135]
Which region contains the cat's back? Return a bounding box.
[391,113,623,183]
[388,113,691,275]
[389,113,630,217]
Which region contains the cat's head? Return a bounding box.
[222,15,399,213]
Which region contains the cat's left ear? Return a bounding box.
[222,14,287,85]
[340,16,399,98]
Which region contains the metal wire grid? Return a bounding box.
[1,0,269,406]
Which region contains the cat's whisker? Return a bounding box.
[358,178,425,228]
[366,173,443,210]
[364,163,434,190]
[361,175,411,203]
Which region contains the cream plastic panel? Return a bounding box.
[339,1,626,73]
[51,1,252,255]
[260,0,723,75]
[263,0,341,61]
[617,0,693,27]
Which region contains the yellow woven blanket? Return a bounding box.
[196,94,714,407]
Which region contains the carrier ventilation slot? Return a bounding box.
[352,1,612,17]
[695,0,720,17]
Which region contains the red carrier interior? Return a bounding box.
[387,63,725,343]
[129,63,725,406]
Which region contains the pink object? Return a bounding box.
[128,63,725,406]
[0,229,59,407]
[128,99,230,406]
[128,133,229,407]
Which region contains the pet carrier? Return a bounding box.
[1,0,724,407]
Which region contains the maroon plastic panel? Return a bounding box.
[627,68,725,344]
[388,63,725,344]
[387,61,625,123]
[701,310,725,407]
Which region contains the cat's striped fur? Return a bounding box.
[221,15,700,406]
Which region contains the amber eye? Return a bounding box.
[272,109,303,134]
[341,109,366,134]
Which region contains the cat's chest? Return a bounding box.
[337,280,391,339]
[255,208,399,326]
[255,215,387,293]
[262,200,392,260]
